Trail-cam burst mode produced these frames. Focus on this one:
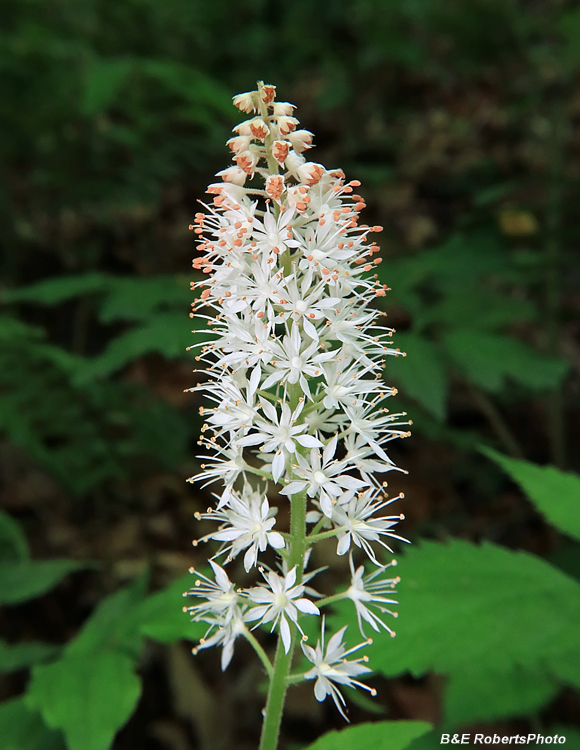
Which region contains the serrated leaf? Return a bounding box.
[384,334,447,420]
[444,665,558,725]
[138,574,207,643]
[1,273,109,305]
[306,720,431,750]
[82,59,133,116]
[0,559,88,605]
[483,449,580,543]
[0,697,63,750]
[0,639,61,673]
[444,329,569,392]
[0,509,29,562]
[27,650,141,750]
[329,540,580,693]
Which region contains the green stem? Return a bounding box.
[307,528,343,543]
[244,628,274,679]
[258,489,307,750]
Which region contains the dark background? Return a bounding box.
[0,1,579,748]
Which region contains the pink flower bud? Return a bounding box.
[276,116,299,135]
[215,166,247,186]
[288,130,314,153]
[232,92,258,113]
[285,150,306,173]
[235,149,259,175]
[273,102,295,117]
[226,135,253,153]
[260,84,276,103]
[272,140,290,164]
[297,162,324,187]
[265,175,285,202]
[249,118,270,141]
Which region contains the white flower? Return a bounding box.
[236,400,322,482]
[346,555,399,637]
[246,566,320,653]
[332,490,408,563]
[196,485,285,571]
[192,607,247,671]
[281,436,365,517]
[184,561,241,625]
[302,620,374,720]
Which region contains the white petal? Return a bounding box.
[280,616,292,653]
[296,434,323,448]
[295,598,320,615]
[272,451,286,482]
[244,545,257,572]
[303,317,319,341]
[248,365,261,396]
[280,481,308,496]
[314,676,330,702]
[267,531,285,549]
[336,533,351,556]
[285,566,297,588]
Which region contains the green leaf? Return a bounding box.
[1,273,109,306]
[98,275,192,323]
[444,665,558,725]
[66,573,147,657]
[0,316,44,342]
[329,539,580,723]
[384,333,447,420]
[0,559,88,605]
[0,510,29,562]
[443,329,569,392]
[82,59,133,116]
[27,650,141,750]
[138,574,207,642]
[482,449,580,543]
[74,312,195,382]
[0,639,61,673]
[306,720,431,750]
[0,697,63,750]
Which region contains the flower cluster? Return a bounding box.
[184,82,408,719]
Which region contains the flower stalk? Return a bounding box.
[184,81,409,749]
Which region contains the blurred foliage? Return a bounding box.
[0,0,579,748]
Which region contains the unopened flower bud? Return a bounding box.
[260,84,276,103]
[215,166,247,186]
[297,162,324,187]
[288,129,314,153]
[233,91,258,113]
[285,150,306,173]
[273,102,295,117]
[272,140,290,164]
[276,116,299,135]
[265,174,285,202]
[249,117,270,141]
[226,135,252,153]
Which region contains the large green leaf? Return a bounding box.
[0,509,29,562]
[329,540,580,722]
[384,333,448,420]
[444,665,558,726]
[27,651,141,750]
[138,573,207,642]
[0,697,63,750]
[74,312,194,382]
[97,275,192,323]
[1,273,109,305]
[0,559,88,605]
[483,449,580,543]
[0,639,61,673]
[306,720,431,750]
[444,329,569,392]
[66,573,147,658]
